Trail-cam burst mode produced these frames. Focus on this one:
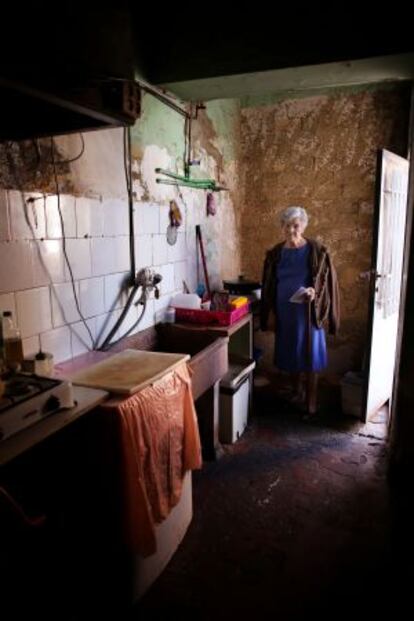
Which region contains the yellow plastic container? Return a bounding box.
[230,296,248,309]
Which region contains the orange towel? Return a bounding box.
[110,362,202,556]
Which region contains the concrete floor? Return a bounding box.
[132,387,412,620]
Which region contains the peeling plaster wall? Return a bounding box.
[240,85,410,378]
[0,95,241,363]
[0,83,409,375]
[130,96,242,291]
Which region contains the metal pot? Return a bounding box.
[222,275,261,296]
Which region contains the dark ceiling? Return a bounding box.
[136,43,414,85]
[0,4,412,139]
[1,5,412,86]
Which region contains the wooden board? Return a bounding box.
[68,349,190,395]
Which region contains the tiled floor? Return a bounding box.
[132,387,412,620]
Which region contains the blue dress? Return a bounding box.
[275,243,327,372]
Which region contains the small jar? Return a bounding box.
[35,351,54,377]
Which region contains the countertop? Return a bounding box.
[0,385,108,466]
[174,312,253,336]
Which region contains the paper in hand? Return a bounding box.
[289,287,308,303]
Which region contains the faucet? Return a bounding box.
[135,268,163,304]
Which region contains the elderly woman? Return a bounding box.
[260,206,340,414]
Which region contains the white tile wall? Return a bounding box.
[174,261,188,292]
[91,237,115,276]
[23,336,40,357]
[0,189,191,363]
[79,277,105,319]
[65,238,92,280]
[154,294,172,323]
[134,235,153,268]
[70,319,96,357]
[0,190,10,241]
[153,234,169,265]
[51,282,81,327]
[156,263,175,295]
[0,241,34,293]
[104,272,128,311]
[134,203,159,235]
[0,293,16,317]
[45,195,77,239]
[159,204,170,234]
[30,241,50,289]
[103,199,129,237]
[113,237,130,273]
[95,309,122,346]
[9,191,46,240]
[120,303,141,338]
[76,197,104,238]
[167,232,187,263]
[16,287,52,338]
[40,326,72,364]
[34,240,67,285]
[136,298,155,332]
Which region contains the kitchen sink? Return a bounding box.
[150,323,228,459]
[153,324,228,400]
[57,323,229,459]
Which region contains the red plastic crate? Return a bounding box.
[174,302,249,326]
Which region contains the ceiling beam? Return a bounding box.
[156,54,414,102]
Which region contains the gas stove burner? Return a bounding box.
[0,373,63,413]
[0,373,74,443]
[6,379,36,397]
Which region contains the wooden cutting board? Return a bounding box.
[69,349,190,395]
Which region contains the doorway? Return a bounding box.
[363,149,410,427]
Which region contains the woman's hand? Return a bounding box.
[305,287,316,302]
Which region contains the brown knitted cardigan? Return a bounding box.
[260,238,340,335]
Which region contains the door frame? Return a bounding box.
[361,149,388,423]
[389,85,414,454]
[362,136,412,425]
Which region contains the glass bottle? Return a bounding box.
[2,311,24,366]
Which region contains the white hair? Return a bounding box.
[280,206,309,227]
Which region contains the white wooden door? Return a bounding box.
[364,149,409,422]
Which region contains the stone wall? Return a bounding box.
[240,85,410,377]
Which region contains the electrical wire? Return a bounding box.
[42,134,85,165]
[124,126,136,282]
[5,76,174,353]
[187,102,192,174]
[96,282,140,351]
[96,121,150,350]
[6,131,138,353]
[49,128,137,351]
[177,188,190,291]
[99,299,147,351]
[31,139,41,168]
[4,143,91,350]
[57,133,85,164]
[96,125,142,350]
[50,137,95,349]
